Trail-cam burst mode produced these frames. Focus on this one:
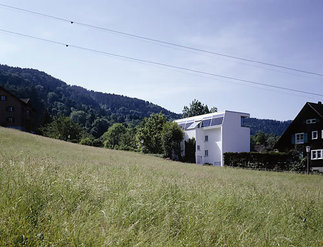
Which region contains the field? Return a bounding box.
[0,127,322,246]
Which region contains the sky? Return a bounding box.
[0,0,322,121]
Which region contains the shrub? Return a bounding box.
[224,152,301,171]
[79,137,93,146]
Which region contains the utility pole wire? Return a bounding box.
[0,2,322,77]
[1,28,322,98]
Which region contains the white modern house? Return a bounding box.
[175,110,250,166]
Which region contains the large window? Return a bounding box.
[312,131,318,140]
[201,118,211,127]
[311,150,323,160]
[295,133,304,144]
[184,121,194,130]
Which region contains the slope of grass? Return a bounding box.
[0,127,322,246]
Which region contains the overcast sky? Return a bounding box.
[0,0,322,120]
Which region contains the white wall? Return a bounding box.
[222,111,250,165]
[196,127,222,165]
[175,110,250,166]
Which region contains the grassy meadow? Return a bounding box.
[0,127,322,246]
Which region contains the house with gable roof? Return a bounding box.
[175,110,250,166]
[0,86,35,132]
[275,101,323,172]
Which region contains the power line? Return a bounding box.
[0,2,322,77]
[1,28,322,99]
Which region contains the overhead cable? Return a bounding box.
[0,28,322,98]
[0,2,322,77]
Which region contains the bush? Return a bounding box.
[79,137,93,146]
[161,122,184,160]
[41,116,85,143]
[92,139,103,147]
[224,152,302,172]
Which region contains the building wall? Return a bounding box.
[175,110,250,166]
[0,88,34,131]
[275,103,323,170]
[196,127,222,165]
[222,111,250,165]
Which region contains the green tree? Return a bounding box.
[70,110,87,126]
[254,131,267,145]
[182,99,217,118]
[161,122,184,160]
[90,117,110,138]
[136,113,167,154]
[184,138,196,163]
[41,116,84,143]
[119,125,137,151]
[103,123,127,149]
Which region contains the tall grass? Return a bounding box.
[0,127,322,246]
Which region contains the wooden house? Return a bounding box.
[275,102,323,172]
[0,86,35,132]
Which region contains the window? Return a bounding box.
[295,133,304,144]
[241,116,248,127]
[26,110,30,116]
[205,150,208,157]
[1,95,6,101]
[312,131,318,140]
[7,106,14,112]
[211,117,223,126]
[311,150,323,160]
[7,117,14,123]
[201,118,211,127]
[184,121,194,130]
[197,145,200,151]
[306,119,316,124]
[205,135,208,142]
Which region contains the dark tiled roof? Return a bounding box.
[307,102,323,119]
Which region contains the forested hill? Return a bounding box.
[0,64,180,136]
[245,118,291,136]
[0,64,291,137]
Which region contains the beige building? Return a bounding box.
[0,86,35,132]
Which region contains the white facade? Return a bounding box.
[175,110,250,166]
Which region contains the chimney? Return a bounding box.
[318,101,322,105]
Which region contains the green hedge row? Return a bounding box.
[224,152,305,171]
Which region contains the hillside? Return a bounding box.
[245,118,291,136]
[0,64,292,138]
[0,127,322,246]
[0,64,179,130]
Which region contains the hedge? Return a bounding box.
[224,152,305,172]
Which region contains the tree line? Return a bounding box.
[0,64,288,157]
[41,99,215,160]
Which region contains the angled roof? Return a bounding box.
[20,98,31,104]
[175,110,249,123]
[0,86,33,108]
[274,101,323,150]
[174,110,249,130]
[308,102,323,119]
